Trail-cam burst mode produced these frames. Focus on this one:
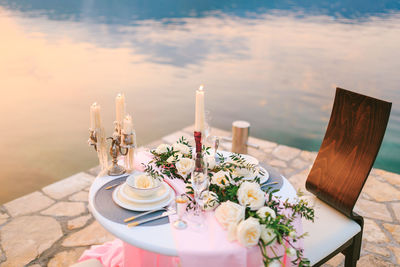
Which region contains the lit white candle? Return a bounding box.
[115,93,126,126]
[194,85,205,132]
[123,114,133,134]
[90,102,101,129]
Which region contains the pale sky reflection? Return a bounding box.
[0,9,399,202]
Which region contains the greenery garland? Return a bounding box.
[144,137,314,267]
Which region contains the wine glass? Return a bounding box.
[191,153,209,218]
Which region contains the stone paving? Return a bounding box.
[0,125,399,267]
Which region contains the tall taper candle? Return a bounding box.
[90,102,101,129]
[115,93,126,127]
[194,85,205,132]
[123,114,133,134]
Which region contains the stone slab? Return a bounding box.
[363,177,400,202]
[1,215,62,267]
[0,212,9,225]
[299,150,318,163]
[69,191,89,202]
[324,253,344,267]
[248,136,278,151]
[354,199,393,222]
[67,215,92,230]
[62,221,114,247]
[363,243,391,257]
[372,169,400,188]
[41,202,86,217]
[269,159,287,168]
[48,247,86,267]
[388,246,400,264]
[4,191,54,217]
[42,172,95,200]
[272,145,301,161]
[358,254,395,267]
[363,219,389,243]
[291,158,310,170]
[383,223,400,243]
[391,202,400,222]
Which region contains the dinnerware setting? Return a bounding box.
[112,171,175,212]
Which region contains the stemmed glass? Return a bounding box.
[191,153,209,218]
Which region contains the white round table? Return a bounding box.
[89,172,297,257]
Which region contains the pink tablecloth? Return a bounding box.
[81,151,303,267]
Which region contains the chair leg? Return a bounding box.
[343,231,362,267]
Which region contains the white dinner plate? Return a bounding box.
[119,182,171,204]
[112,185,175,211]
[217,151,269,184]
[218,151,259,166]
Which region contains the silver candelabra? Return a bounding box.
[88,122,136,176]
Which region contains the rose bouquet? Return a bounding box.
[144,137,314,266]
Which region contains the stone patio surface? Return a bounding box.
[0,125,399,267]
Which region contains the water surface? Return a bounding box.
[0,1,399,203]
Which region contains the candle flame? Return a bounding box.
[92,102,97,107]
[199,85,204,91]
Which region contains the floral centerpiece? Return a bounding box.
[144,137,314,267]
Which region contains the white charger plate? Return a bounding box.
[119,182,171,204]
[113,185,175,211]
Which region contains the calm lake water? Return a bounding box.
[0,1,399,203]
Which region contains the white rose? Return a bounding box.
[256,207,276,220]
[289,231,296,239]
[207,156,216,170]
[287,247,297,257]
[215,201,245,229]
[232,167,255,179]
[237,181,265,210]
[268,260,281,267]
[236,217,261,247]
[200,191,219,211]
[135,174,154,189]
[175,158,195,178]
[166,153,183,163]
[173,143,191,155]
[260,225,276,244]
[227,222,238,242]
[155,144,171,154]
[211,170,230,188]
[167,156,175,163]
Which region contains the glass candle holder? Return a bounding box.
[173,195,188,230]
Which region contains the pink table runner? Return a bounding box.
[81,151,303,267]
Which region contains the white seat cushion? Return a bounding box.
[70,259,104,267]
[302,196,361,265]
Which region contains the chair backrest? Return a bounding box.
[306,87,392,218]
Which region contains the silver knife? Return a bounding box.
[127,210,175,228]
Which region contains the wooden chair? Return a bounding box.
[302,87,392,266]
